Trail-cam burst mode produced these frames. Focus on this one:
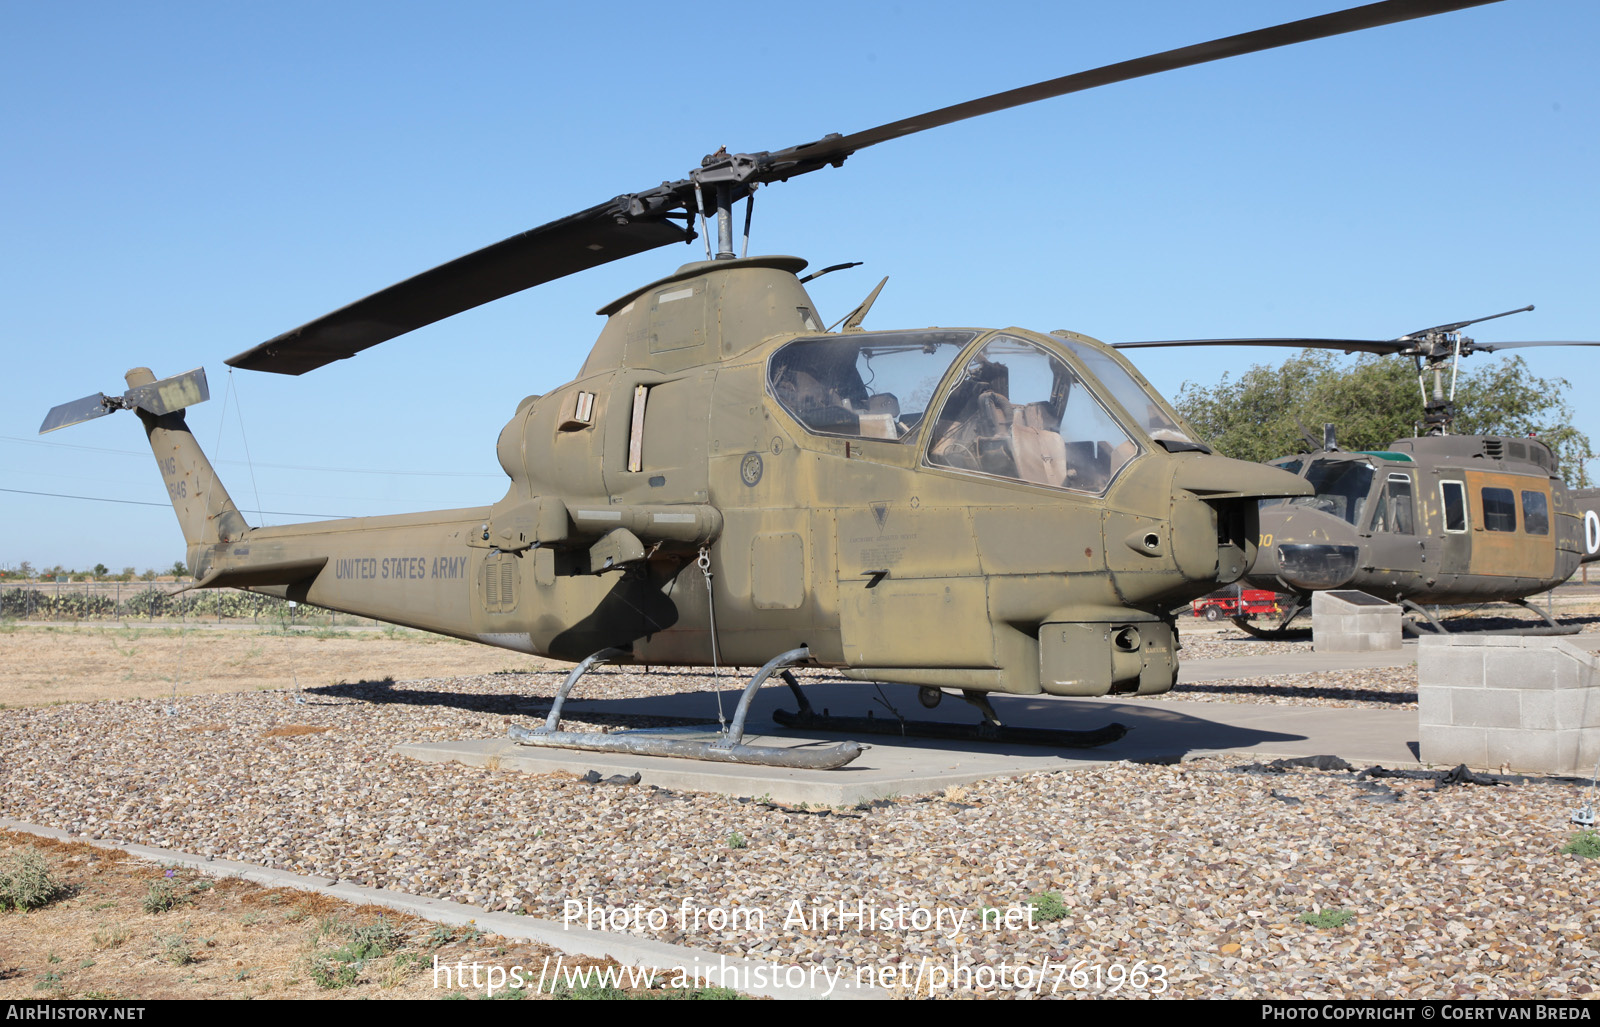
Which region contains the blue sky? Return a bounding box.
[3,0,1596,572]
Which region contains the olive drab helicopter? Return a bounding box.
[40,0,1505,769]
[1114,305,1600,638]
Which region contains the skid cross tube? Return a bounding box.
[713,647,812,750]
[530,647,628,735]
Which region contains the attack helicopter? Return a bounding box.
[41,0,1505,767]
[1114,305,1600,636]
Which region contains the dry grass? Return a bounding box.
[0,624,561,707]
[0,831,703,1001]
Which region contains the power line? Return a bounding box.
[0,434,500,478]
[0,487,348,520]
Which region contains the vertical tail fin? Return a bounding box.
[125,367,250,562]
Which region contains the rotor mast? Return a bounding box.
[1401,304,1533,434]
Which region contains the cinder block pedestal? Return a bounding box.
[1312,590,1402,652]
[1418,634,1600,775]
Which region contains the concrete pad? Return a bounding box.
[398,676,1421,805]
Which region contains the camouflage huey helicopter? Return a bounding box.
[42,0,1503,768]
[1115,304,1600,637]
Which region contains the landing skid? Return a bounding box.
[772,678,1129,750]
[1401,597,1580,637]
[509,647,864,770]
[1230,596,1310,640]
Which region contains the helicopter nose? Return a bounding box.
[1276,543,1359,591]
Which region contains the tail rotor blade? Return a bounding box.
[39,393,115,434]
[124,367,209,417]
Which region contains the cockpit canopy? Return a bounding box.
[767,329,1183,494]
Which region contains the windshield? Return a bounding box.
[1280,458,1375,526]
[926,334,1136,493]
[1053,335,1194,444]
[768,330,978,440]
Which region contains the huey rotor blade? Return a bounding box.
[1470,341,1600,352]
[1112,338,1407,355]
[227,199,693,375]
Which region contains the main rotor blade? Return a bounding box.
[1471,341,1600,352]
[231,0,1501,376]
[1399,303,1532,340]
[227,199,693,375]
[751,0,1503,181]
[1112,338,1406,355]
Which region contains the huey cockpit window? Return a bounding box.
[1281,458,1374,526]
[926,335,1136,493]
[768,330,977,441]
[1369,473,1414,534]
[1441,481,1468,532]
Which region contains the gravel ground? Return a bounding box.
[4,667,1599,1000]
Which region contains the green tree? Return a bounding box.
[92,563,109,579]
[169,560,188,579]
[1174,352,1593,485]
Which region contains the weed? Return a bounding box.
[755,793,774,805]
[553,981,631,1000]
[34,972,63,992]
[1560,830,1600,859]
[1298,908,1356,929]
[141,881,186,914]
[92,923,131,949]
[393,951,427,971]
[1027,890,1071,923]
[727,832,747,850]
[682,986,744,1000]
[425,925,455,949]
[457,920,484,944]
[154,930,195,966]
[307,956,360,990]
[79,959,95,970]
[0,848,69,911]
[239,911,263,926]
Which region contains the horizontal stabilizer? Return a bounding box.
[191,556,328,590]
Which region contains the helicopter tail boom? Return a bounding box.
[122,367,251,572]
